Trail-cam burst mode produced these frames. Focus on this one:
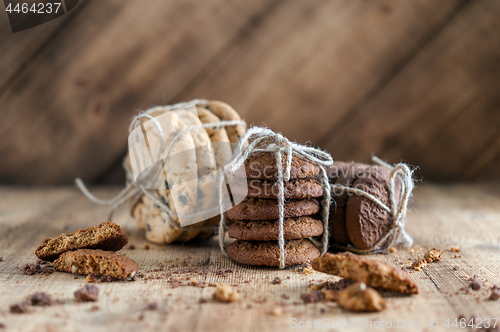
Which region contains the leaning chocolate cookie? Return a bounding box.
[226,197,320,220]
[227,239,320,266]
[228,216,323,241]
[346,166,401,250]
[243,153,320,180]
[329,162,368,246]
[232,178,323,199]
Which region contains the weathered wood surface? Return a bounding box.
[1,0,500,185]
[0,183,499,331]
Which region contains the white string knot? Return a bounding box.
[218,127,333,269]
[75,99,247,232]
[330,156,414,253]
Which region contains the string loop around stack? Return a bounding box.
[330,156,414,253]
[218,127,333,269]
[75,99,247,231]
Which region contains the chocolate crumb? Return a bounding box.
[300,291,323,304]
[282,294,290,299]
[138,314,145,321]
[9,300,31,314]
[199,298,208,303]
[21,263,40,275]
[147,302,158,311]
[0,322,5,329]
[99,275,114,283]
[468,275,483,291]
[489,286,500,301]
[30,292,52,306]
[90,305,100,312]
[272,277,282,285]
[0,257,3,262]
[128,245,136,250]
[143,244,150,250]
[215,268,234,276]
[74,284,99,302]
[452,266,460,271]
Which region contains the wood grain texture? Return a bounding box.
[0,184,500,331]
[1,0,500,184]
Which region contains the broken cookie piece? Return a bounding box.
[54,249,138,280]
[424,248,443,263]
[36,221,128,261]
[312,252,418,294]
[337,282,386,312]
[213,283,240,302]
[412,259,427,271]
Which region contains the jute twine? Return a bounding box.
[75,99,247,231]
[329,156,414,253]
[217,127,334,269]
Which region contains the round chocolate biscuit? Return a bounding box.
[226,197,320,220]
[346,166,401,250]
[329,162,368,246]
[244,153,320,180]
[227,239,320,266]
[232,178,323,199]
[227,216,323,241]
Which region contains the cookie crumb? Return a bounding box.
[412,259,427,271]
[74,284,99,302]
[489,286,500,301]
[30,292,52,306]
[337,283,386,312]
[271,277,282,285]
[9,300,31,314]
[146,302,158,311]
[199,298,208,303]
[452,266,460,271]
[390,247,397,253]
[0,257,4,262]
[143,244,150,250]
[271,307,283,316]
[300,291,322,304]
[215,268,234,276]
[21,263,40,275]
[468,275,483,291]
[127,245,136,250]
[424,248,443,263]
[213,283,239,302]
[86,273,97,283]
[451,246,461,252]
[90,305,100,312]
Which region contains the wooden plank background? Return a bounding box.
[1,0,500,185]
[1,183,500,331]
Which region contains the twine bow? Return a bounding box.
[75,99,247,231]
[330,156,414,253]
[218,127,333,269]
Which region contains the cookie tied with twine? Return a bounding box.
[75,99,247,244]
[218,127,333,269]
[330,156,415,253]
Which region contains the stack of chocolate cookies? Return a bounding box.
[327,162,401,250]
[225,153,325,266]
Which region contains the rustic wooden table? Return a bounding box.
[1,183,500,332]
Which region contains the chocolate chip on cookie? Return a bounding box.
[227,239,320,267]
[244,153,320,180]
[345,166,401,250]
[35,221,128,262]
[226,197,320,221]
[54,249,138,280]
[228,216,323,241]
